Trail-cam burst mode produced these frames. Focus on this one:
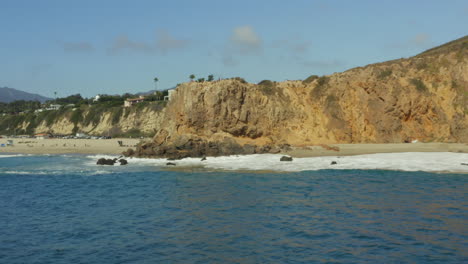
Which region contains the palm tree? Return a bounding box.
[189,74,195,81]
[153,77,159,90]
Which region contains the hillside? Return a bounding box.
[0,87,51,103]
[131,36,467,158]
[0,101,166,137]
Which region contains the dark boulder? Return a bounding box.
[461,163,468,166]
[268,146,281,154]
[243,144,256,154]
[280,156,293,161]
[166,162,176,166]
[132,134,296,159]
[201,156,207,161]
[330,161,337,165]
[97,158,115,165]
[119,159,128,165]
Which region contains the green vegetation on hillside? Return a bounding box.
[0,90,169,136]
[0,100,41,114]
[410,78,428,93]
[377,69,392,79]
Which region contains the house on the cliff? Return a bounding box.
[164,89,175,101]
[124,96,145,107]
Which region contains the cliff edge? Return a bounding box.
[131,36,468,158]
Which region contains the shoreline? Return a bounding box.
[0,138,146,155]
[0,138,466,157]
[285,143,468,158]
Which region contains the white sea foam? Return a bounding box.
[87,152,468,173]
[0,154,28,158]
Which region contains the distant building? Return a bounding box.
[35,133,50,139]
[164,89,175,101]
[46,104,61,111]
[124,96,145,107]
[76,132,89,138]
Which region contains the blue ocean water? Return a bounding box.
[0,154,467,263]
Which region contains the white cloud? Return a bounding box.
[156,30,190,54]
[221,25,263,66]
[274,39,311,54]
[230,25,262,54]
[388,33,432,50]
[108,35,154,54]
[62,41,94,53]
[410,33,430,46]
[107,30,189,55]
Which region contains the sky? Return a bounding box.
[0,0,467,98]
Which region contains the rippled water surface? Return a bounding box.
[0,155,467,263]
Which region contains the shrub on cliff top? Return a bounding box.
[231,77,247,83]
[258,80,276,95]
[317,76,329,87]
[302,75,319,84]
[310,76,330,98]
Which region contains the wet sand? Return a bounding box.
[285,143,468,157]
[0,138,147,155]
[0,138,466,157]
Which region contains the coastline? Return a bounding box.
[0,138,145,155]
[0,138,466,157]
[285,143,468,157]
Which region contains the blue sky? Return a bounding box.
[1,0,467,98]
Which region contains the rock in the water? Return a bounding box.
[119,159,128,165]
[166,162,176,166]
[331,161,337,165]
[201,156,207,161]
[461,163,468,166]
[280,156,293,161]
[96,158,115,165]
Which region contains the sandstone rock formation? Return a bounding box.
[129,36,467,158]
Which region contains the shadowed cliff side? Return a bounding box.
[130,36,467,158]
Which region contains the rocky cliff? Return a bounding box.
[0,103,165,137]
[132,36,467,158]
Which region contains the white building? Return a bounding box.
[164,89,176,101]
[76,133,89,138]
[46,104,62,111]
[124,96,145,107]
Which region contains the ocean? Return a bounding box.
[0,153,467,263]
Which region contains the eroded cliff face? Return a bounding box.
[23,106,164,136]
[133,39,467,158]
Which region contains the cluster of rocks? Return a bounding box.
[123,135,291,160]
[279,155,338,165]
[96,157,128,166]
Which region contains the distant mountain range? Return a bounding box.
[0,87,51,103]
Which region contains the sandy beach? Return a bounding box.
[285,143,468,157]
[0,138,146,155]
[0,137,466,157]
